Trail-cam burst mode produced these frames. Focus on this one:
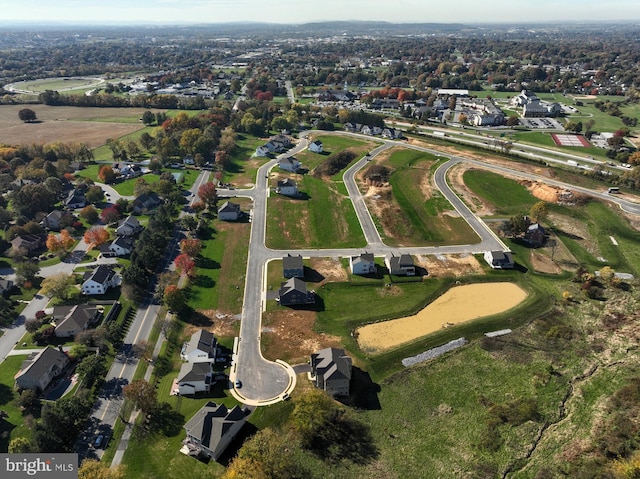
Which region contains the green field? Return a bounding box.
[266,174,366,249]
[0,355,33,451]
[295,134,377,172]
[463,169,538,217]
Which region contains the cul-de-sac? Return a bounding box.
[1,8,640,478]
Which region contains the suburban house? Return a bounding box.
[309,140,323,153]
[310,347,352,397]
[283,254,304,279]
[182,402,246,461]
[118,164,143,179]
[278,277,315,306]
[275,178,298,196]
[255,145,272,157]
[524,223,547,247]
[484,250,515,269]
[255,134,293,157]
[217,201,241,221]
[386,254,416,276]
[52,304,102,338]
[40,210,65,231]
[64,189,86,209]
[278,156,301,173]
[381,128,403,139]
[350,253,376,275]
[82,265,121,295]
[108,236,134,256]
[14,347,69,392]
[10,234,45,254]
[115,215,143,237]
[177,362,214,395]
[0,277,15,295]
[132,192,162,214]
[181,329,218,364]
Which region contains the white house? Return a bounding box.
[82,265,121,295]
[309,140,323,153]
[108,236,134,256]
[350,253,376,275]
[484,251,515,269]
[116,216,143,237]
[177,362,214,395]
[278,156,301,172]
[181,329,218,363]
[217,201,241,221]
[275,178,298,196]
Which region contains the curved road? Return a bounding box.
[232,131,640,405]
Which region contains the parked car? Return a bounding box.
[94,435,104,448]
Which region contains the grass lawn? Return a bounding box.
[186,219,250,314]
[0,355,32,452]
[295,134,377,172]
[223,134,269,186]
[266,175,366,249]
[463,169,538,217]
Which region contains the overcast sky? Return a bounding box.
[3,0,639,24]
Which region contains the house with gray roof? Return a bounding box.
[278,156,301,173]
[182,402,246,461]
[40,210,64,231]
[0,277,15,295]
[14,347,69,392]
[115,215,143,237]
[108,236,134,256]
[350,253,376,275]
[52,304,102,338]
[283,254,304,279]
[82,265,120,295]
[278,277,315,306]
[484,250,515,269]
[386,254,416,276]
[310,347,352,397]
[217,201,241,221]
[309,140,323,153]
[177,362,214,395]
[275,178,298,196]
[181,329,218,363]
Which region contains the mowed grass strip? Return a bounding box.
[296,134,376,172]
[0,355,33,450]
[463,169,537,216]
[266,175,366,249]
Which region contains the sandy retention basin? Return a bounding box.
[357,283,527,354]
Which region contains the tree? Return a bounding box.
[180,238,202,258]
[197,181,217,209]
[101,206,121,225]
[599,266,615,282]
[79,205,99,224]
[18,108,37,123]
[46,233,62,254]
[529,201,548,223]
[59,230,75,251]
[132,340,154,361]
[98,165,116,184]
[9,437,35,453]
[84,226,110,247]
[163,285,185,312]
[174,253,195,277]
[75,354,108,389]
[141,110,155,126]
[79,460,126,479]
[123,379,156,414]
[46,230,74,254]
[140,132,154,151]
[85,185,105,204]
[78,460,127,479]
[41,273,75,300]
[15,261,40,284]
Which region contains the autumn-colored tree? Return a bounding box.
[180,238,202,258]
[123,379,156,414]
[46,233,62,254]
[174,253,195,277]
[79,205,99,224]
[41,273,75,300]
[59,230,74,251]
[191,201,206,214]
[84,226,110,247]
[78,459,127,479]
[599,266,615,282]
[98,165,116,184]
[197,181,217,208]
[100,206,121,225]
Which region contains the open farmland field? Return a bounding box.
[0,105,152,147]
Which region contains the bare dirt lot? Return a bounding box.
[356,282,528,354]
[414,253,484,278]
[0,105,150,147]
